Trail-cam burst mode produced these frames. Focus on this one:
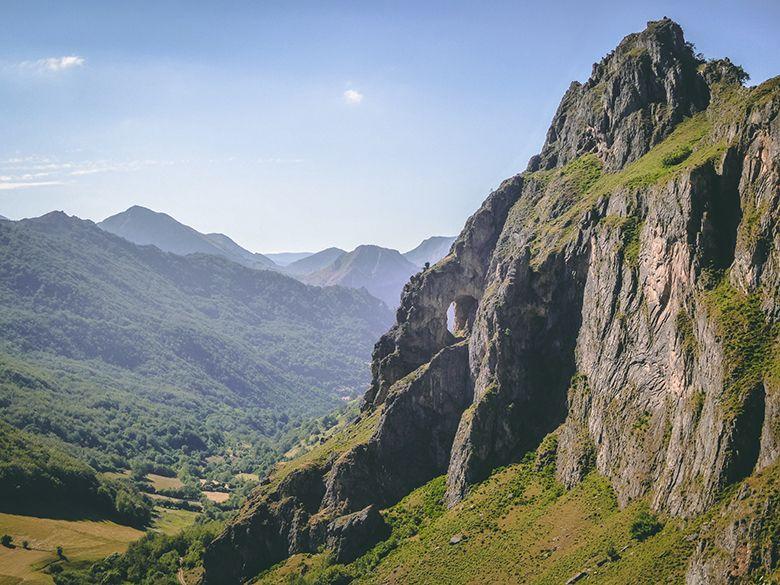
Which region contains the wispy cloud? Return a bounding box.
[256,157,305,165]
[0,156,170,190]
[0,180,63,190]
[19,55,85,73]
[68,159,170,176]
[343,89,364,105]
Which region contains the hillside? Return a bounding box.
[283,247,346,276]
[0,213,392,479]
[99,205,276,269]
[304,245,420,307]
[202,19,780,585]
[265,252,313,266]
[0,421,151,526]
[403,236,455,267]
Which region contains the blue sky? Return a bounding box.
[1,1,778,253]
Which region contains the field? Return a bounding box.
[0,512,142,585]
[146,473,185,491]
[150,508,199,536]
[0,506,199,585]
[203,491,230,504]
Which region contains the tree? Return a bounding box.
[1,534,12,547]
[629,509,663,541]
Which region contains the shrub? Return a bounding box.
[661,145,693,167]
[1,534,12,547]
[629,508,663,540]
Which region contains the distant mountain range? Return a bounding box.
[403,235,455,267]
[0,211,392,474]
[284,247,347,275]
[302,245,420,308]
[99,205,276,270]
[96,206,454,308]
[264,252,313,266]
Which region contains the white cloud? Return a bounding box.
[20,55,85,72]
[0,180,63,190]
[343,89,364,105]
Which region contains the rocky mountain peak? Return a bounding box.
[203,19,780,584]
[530,18,710,173]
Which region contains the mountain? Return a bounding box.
[0,212,393,479]
[403,235,456,267]
[283,247,347,275]
[265,252,314,266]
[203,19,780,584]
[0,214,8,221]
[98,205,276,269]
[303,245,420,307]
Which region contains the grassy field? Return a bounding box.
[0,505,199,585]
[0,512,143,585]
[145,473,185,491]
[202,491,230,503]
[151,507,199,536]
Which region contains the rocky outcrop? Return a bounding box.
[204,19,780,584]
[530,17,709,172]
[325,505,389,564]
[203,341,472,583]
[686,462,780,584]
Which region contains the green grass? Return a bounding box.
[701,275,774,419]
[150,507,199,536]
[0,512,143,585]
[675,310,699,360]
[517,112,720,265]
[255,443,695,585]
[269,407,382,490]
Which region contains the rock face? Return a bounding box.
[204,19,780,584]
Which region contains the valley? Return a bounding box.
[0,9,778,585]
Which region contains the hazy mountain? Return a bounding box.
[284,247,347,276]
[0,212,393,476]
[403,235,455,267]
[99,205,276,269]
[304,245,419,307]
[265,252,314,266]
[0,214,9,221]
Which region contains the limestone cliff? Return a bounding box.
[204,19,779,584]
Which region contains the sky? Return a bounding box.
[0,1,778,253]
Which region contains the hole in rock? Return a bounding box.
[446,302,456,334]
[447,295,478,338]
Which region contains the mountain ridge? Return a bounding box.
[0,211,393,477]
[303,245,420,308]
[203,18,780,584]
[99,205,276,270]
[403,235,456,267]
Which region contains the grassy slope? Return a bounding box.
[0,213,392,478]
[0,506,198,585]
[254,446,694,585]
[0,513,142,585]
